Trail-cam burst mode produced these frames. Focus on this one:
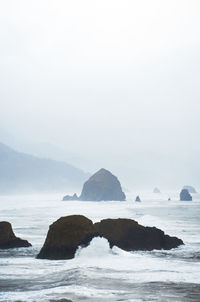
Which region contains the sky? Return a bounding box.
[0,0,200,188]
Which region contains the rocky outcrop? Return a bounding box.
[180,189,192,201]
[63,193,79,201]
[0,221,31,249]
[153,187,160,193]
[37,215,183,260]
[37,215,95,260]
[94,218,183,251]
[79,168,126,201]
[62,168,126,202]
[183,185,197,193]
[135,196,141,202]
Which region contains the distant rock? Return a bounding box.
[0,221,31,249]
[37,215,183,260]
[79,168,126,201]
[180,189,192,201]
[153,187,160,193]
[135,196,141,202]
[94,218,183,251]
[37,215,95,260]
[183,185,197,193]
[168,198,171,201]
[63,193,79,201]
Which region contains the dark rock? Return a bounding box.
[135,196,141,202]
[37,215,95,260]
[0,221,31,249]
[180,189,192,201]
[37,215,183,260]
[79,168,126,201]
[168,198,171,201]
[94,218,183,251]
[63,193,79,201]
[153,187,160,193]
[183,185,197,193]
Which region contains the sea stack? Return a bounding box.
[37,215,95,260]
[37,215,184,260]
[0,221,31,249]
[180,189,192,201]
[135,196,141,202]
[79,168,126,201]
[62,168,126,201]
[63,193,79,201]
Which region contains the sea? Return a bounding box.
[0,190,200,302]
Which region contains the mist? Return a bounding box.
[1,0,200,189]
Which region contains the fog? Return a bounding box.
[0,0,200,189]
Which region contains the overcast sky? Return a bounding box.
[0,0,200,188]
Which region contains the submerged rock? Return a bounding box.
[180,189,192,201]
[37,215,95,260]
[153,187,160,193]
[183,185,197,194]
[135,196,141,202]
[0,221,31,249]
[63,193,79,201]
[79,168,126,201]
[37,215,183,260]
[94,218,183,251]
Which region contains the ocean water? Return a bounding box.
[0,191,200,302]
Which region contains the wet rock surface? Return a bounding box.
[0,221,31,249]
[94,218,183,251]
[37,215,95,260]
[37,215,183,260]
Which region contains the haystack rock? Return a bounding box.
[135,196,141,202]
[180,189,192,201]
[183,185,197,194]
[63,193,79,201]
[79,168,126,201]
[153,187,160,193]
[37,215,183,260]
[0,221,31,249]
[37,215,95,260]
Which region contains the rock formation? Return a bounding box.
[183,185,197,193]
[79,168,126,201]
[63,193,79,201]
[94,218,183,251]
[37,215,95,259]
[135,196,141,202]
[0,221,31,249]
[153,187,160,193]
[180,189,192,201]
[37,215,183,260]
[62,168,126,201]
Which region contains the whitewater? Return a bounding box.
[0,191,200,302]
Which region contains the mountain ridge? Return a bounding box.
[0,142,89,194]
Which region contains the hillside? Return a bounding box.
[0,142,88,194]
